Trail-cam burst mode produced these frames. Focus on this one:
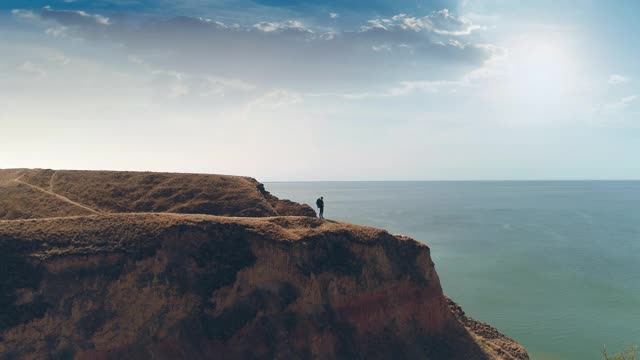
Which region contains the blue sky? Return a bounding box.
[1,0,639,180]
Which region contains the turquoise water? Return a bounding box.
[266,181,640,360]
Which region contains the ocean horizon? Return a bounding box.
[267,180,640,360]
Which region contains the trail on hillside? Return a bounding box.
[49,171,57,192]
[13,175,101,215]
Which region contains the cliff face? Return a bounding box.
[0,169,528,360]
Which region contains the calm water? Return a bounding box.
[266,181,640,360]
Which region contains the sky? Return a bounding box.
[1,0,639,181]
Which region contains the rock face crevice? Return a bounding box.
[0,169,528,359]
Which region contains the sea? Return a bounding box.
[266,181,640,360]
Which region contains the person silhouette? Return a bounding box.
[316,196,324,219]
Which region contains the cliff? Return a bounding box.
[0,169,528,359]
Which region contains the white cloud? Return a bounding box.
[253,20,312,33]
[45,25,69,38]
[235,89,304,123]
[127,55,145,65]
[203,76,255,92]
[253,89,303,109]
[362,19,389,31]
[361,9,484,36]
[11,8,495,96]
[608,74,630,85]
[329,13,339,19]
[45,51,72,65]
[195,17,227,28]
[128,55,256,100]
[319,31,338,40]
[590,94,640,127]
[11,9,39,21]
[17,61,47,78]
[462,47,508,82]
[428,9,484,35]
[388,79,459,96]
[42,6,111,26]
[12,6,111,28]
[601,95,638,113]
[372,44,392,52]
[321,47,506,99]
[168,82,190,98]
[78,11,110,25]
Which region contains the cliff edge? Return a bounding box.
[0,169,528,359]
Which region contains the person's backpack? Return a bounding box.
[316,198,323,207]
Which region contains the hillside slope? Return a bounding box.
[0,169,528,359]
[0,169,315,219]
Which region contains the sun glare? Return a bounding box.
[504,35,578,102]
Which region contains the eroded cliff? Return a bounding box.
[0,169,528,359]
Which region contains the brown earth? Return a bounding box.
[0,169,528,359]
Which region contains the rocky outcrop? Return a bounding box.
[447,298,528,360]
[256,182,317,217]
[0,169,528,359]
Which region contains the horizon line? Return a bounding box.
[263,179,640,182]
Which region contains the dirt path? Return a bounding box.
[49,171,57,192]
[13,176,101,215]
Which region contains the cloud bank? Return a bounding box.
[9,5,495,95]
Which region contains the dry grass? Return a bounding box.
[0,182,92,220]
[0,169,315,220]
[0,169,26,184]
[0,213,421,260]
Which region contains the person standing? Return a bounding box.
[316,196,324,219]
